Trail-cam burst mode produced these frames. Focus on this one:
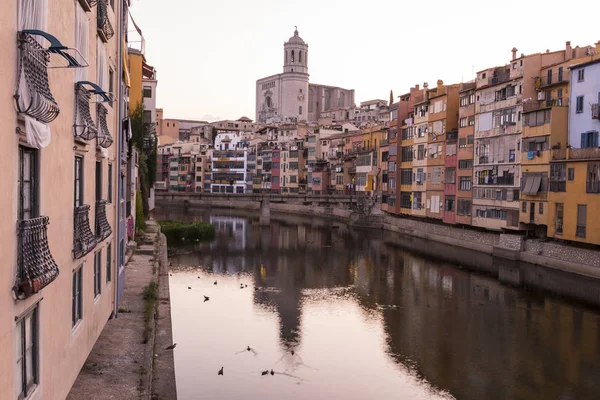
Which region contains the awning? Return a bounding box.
[522,175,542,195]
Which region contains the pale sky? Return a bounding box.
[130,0,598,121]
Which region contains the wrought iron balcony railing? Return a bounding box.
[95,200,112,241]
[96,103,113,148]
[97,0,114,42]
[15,32,60,123]
[78,0,98,12]
[74,83,97,140]
[73,205,98,259]
[13,216,60,300]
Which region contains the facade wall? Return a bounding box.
[568,61,600,147]
[1,0,122,398]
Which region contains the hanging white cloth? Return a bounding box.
[25,116,51,148]
[101,147,109,159]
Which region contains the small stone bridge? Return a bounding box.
[154,192,383,228]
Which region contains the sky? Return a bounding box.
[129,0,599,122]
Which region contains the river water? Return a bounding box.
[163,211,600,400]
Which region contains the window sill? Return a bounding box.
[19,383,38,400]
[71,319,83,336]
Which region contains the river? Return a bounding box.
[161,210,600,400]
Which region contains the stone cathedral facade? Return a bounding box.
[255,29,355,124]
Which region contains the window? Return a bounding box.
[578,69,585,82]
[400,192,412,209]
[431,167,442,184]
[446,168,456,184]
[299,105,302,115]
[459,118,467,128]
[576,96,584,113]
[106,243,112,283]
[413,192,422,209]
[94,250,102,297]
[459,176,472,191]
[550,163,566,192]
[388,177,396,189]
[568,168,575,181]
[16,306,38,400]
[143,86,152,98]
[401,146,413,162]
[401,168,412,185]
[74,156,84,207]
[445,198,455,212]
[107,163,113,204]
[581,131,599,148]
[524,109,551,127]
[95,161,102,201]
[72,266,83,326]
[576,205,586,238]
[512,63,516,69]
[460,96,469,107]
[587,163,600,193]
[459,159,473,169]
[19,146,38,221]
[457,199,471,216]
[522,201,527,213]
[417,145,425,160]
[459,138,467,148]
[196,176,202,182]
[539,202,543,215]
[482,73,486,79]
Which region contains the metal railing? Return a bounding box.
[14,216,60,300]
[73,205,98,259]
[95,200,112,241]
[97,0,114,42]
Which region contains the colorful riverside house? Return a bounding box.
[456,82,476,225]
[546,51,600,246]
[272,149,281,193]
[411,84,431,218]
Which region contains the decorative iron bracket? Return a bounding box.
[22,29,88,68]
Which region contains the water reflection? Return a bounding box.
[166,212,600,400]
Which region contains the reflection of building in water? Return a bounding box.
[210,215,247,250]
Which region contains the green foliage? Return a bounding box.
[136,189,145,230]
[159,220,216,245]
[142,281,159,343]
[130,102,157,212]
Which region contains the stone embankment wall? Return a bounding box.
[156,195,600,281]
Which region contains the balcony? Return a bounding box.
[13,216,60,300]
[348,167,356,174]
[73,83,97,140]
[592,104,600,120]
[73,205,98,259]
[97,0,114,42]
[537,73,567,89]
[96,104,113,148]
[380,138,389,146]
[552,148,600,161]
[95,200,112,241]
[446,130,458,140]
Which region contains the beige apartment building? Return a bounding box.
[0,0,126,398]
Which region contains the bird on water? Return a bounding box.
[270,369,274,376]
[261,370,269,376]
[214,281,217,285]
[218,367,224,375]
[204,295,210,302]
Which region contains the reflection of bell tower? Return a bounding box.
[283,27,308,74]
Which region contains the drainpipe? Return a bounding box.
[114,0,124,318]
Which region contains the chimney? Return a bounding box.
[511,47,518,60]
[565,41,572,61]
[423,82,429,101]
[437,79,444,91]
[415,84,419,90]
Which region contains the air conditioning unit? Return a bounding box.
[537,92,545,101]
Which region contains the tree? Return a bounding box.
[130,102,157,216]
[389,90,394,106]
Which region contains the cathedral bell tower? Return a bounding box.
[283,27,308,75]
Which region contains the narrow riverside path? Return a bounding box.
[67,220,176,400]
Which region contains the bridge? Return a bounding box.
[154,192,383,228]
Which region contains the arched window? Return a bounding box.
[299,51,302,63]
[299,106,302,115]
[291,50,295,63]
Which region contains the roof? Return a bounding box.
[286,29,305,45]
[237,116,253,122]
[569,56,600,70]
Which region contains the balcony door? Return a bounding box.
[18,146,38,221]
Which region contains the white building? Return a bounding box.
[569,58,600,147]
[211,132,249,193]
[256,29,355,124]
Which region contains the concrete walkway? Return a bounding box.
[67,221,176,399]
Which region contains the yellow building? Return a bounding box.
[127,48,144,110]
[519,104,568,235]
[548,148,600,245]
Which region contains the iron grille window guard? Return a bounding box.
[96,103,114,148]
[74,83,98,140]
[13,216,60,300]
[78,0,98,12]
[73,205,98,259]
[97,0,115,42]
[95,200,112,240]
[15,32,60,123]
